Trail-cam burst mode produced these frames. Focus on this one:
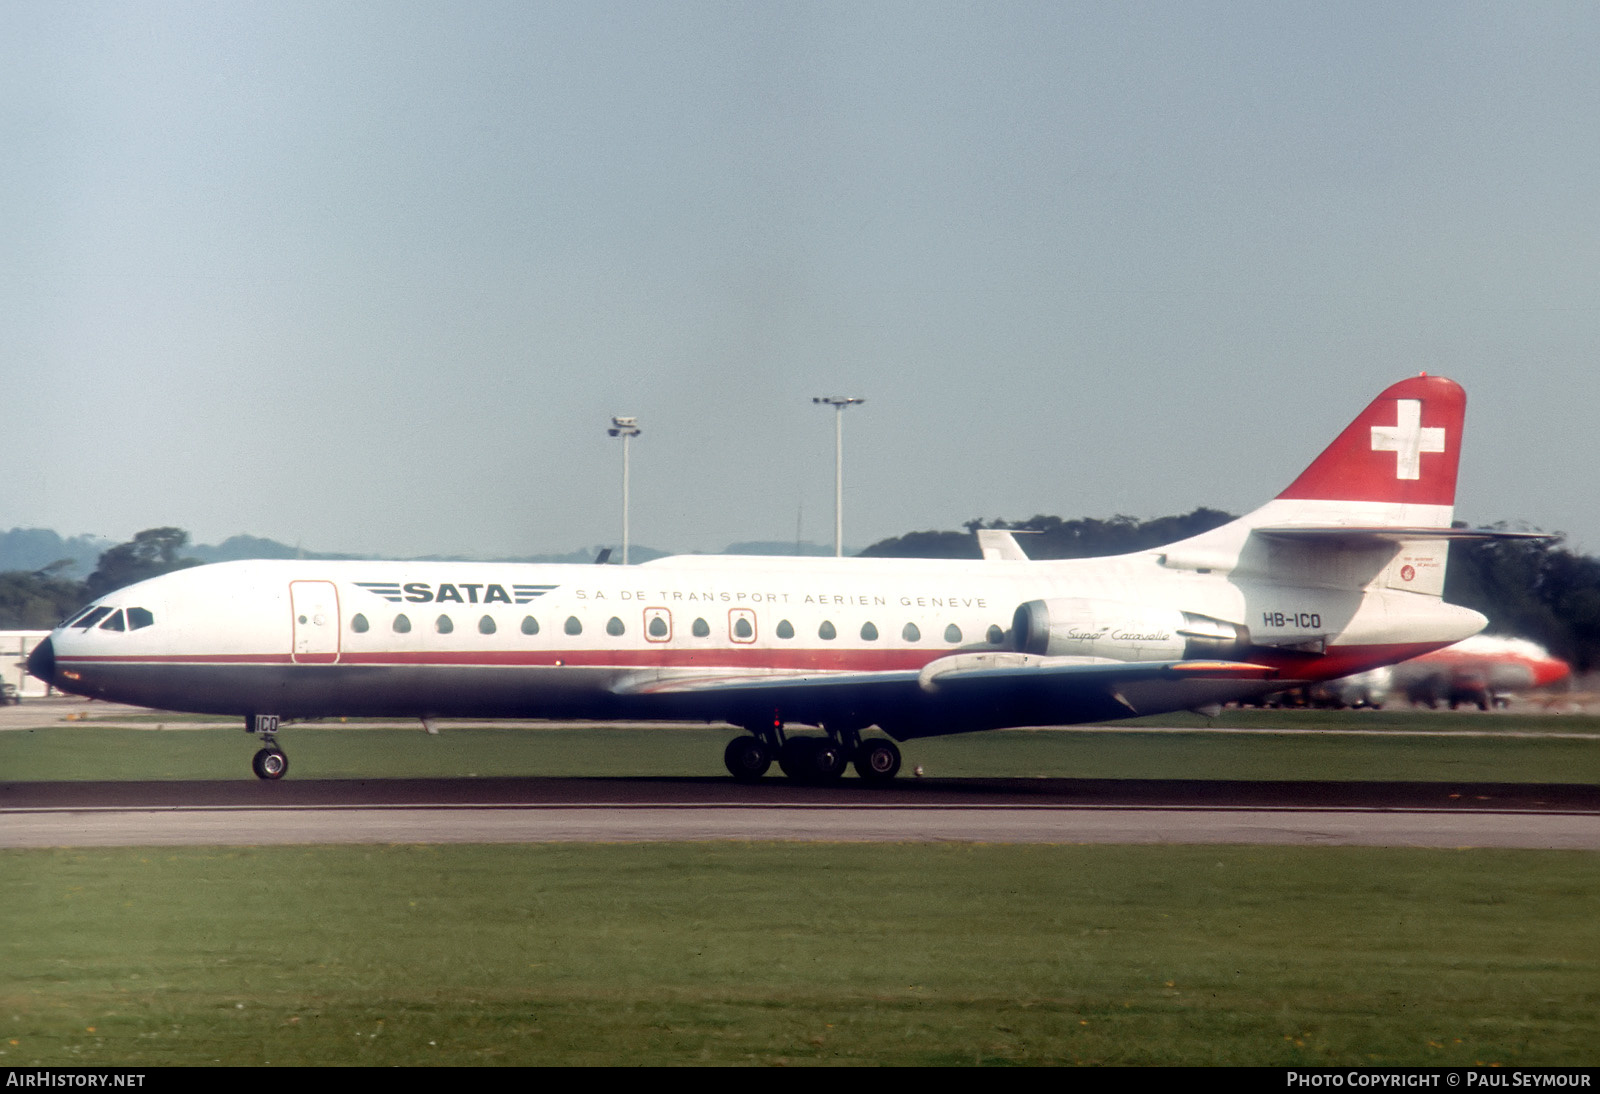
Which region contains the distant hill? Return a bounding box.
[0,528,114,576]
[722,541,841,557]
[186,535,360,564]
[1,528,843,573]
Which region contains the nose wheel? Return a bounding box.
[251,746,288,780]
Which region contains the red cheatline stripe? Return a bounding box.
[56,641,1451,679]
[57,648,935,671]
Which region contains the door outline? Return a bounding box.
[290,580,341,664]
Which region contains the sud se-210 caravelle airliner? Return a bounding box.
[28,375,1535,783]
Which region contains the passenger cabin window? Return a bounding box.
[648,616,668,638]
[479,615,496,635]
[126,607,154,630]
[692,618,710,638]
[394,614,412,633]
[987,624,1004,645]
[776,619,794,639]
[565,616,583,635]
[944,623,962,643]
[606,616,625,636]
[436,615,454,634]
[902,622,921,642]
[351,614,369,634]
[733,616,754,640]
[818,620,837,641]
[860,621,878,641]
[521,615,540,635]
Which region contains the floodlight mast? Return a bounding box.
[606,416,641,564]
[811,396,865,557]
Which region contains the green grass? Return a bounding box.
[2,718,1597,782]
[2,843,1595,1066]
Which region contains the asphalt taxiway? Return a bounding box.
[4,777,1597,849]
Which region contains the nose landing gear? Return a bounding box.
[246,714,288,780]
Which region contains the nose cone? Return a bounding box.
[26,636,55,685]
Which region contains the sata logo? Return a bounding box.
[355,582,557,605]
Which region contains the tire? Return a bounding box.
[811,739,847,782]
[778,737,846,783]
[723,736,771,782]
[778,737,818,780]
[852,739,901,782]
[252,748,288,781]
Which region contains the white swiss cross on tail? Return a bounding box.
[1275,373,1464,509]
[1370,399,1447,480]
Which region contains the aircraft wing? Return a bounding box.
[613,654,1278,731]
[615,667,925,697]
[615,655,1277,698]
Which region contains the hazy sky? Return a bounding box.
[5,2,1598,558]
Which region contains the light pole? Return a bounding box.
[811,396,864,557]
[607,415,641,564]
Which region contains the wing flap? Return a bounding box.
[919,653,1277,691]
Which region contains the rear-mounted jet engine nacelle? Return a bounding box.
[1011,598,1250,661]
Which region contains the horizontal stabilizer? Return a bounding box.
[976,529,1034,561]
[1254,525,1557,544]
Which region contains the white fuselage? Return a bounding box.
[38,543,1483,736]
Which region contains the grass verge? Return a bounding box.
[1,719,1597,782]
[3,843,1596,1066]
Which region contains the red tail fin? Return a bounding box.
[1276,374,1463,507]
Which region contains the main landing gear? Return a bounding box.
[246,714,288,781]
[723,719,902,784]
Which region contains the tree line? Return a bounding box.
[0,528,198,629]
[3,518,1596,674]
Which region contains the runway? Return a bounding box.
[4,777,1598,849]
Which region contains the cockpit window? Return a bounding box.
[74,607,114,630]
[99,610,126,632]
[127,607,155,630]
